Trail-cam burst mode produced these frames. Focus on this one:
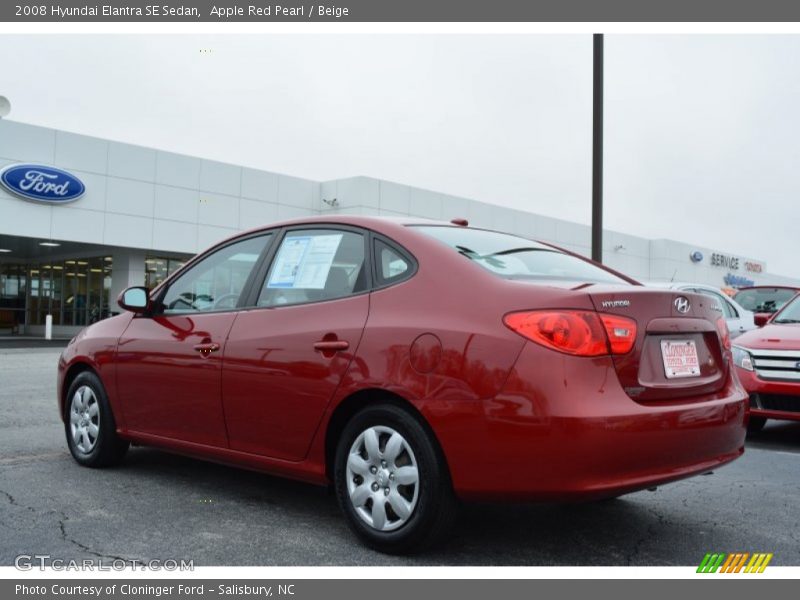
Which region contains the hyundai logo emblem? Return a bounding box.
[690,251,704,263]
[674,296,691,314]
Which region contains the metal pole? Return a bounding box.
[591,33,604,263]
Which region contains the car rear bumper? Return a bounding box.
[736,367,800,422]
[426,343,748,502]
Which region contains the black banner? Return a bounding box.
[3,579,798,600]
[5,0,800,22]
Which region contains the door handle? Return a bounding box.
[313,340,350,353]
[193,342,220,356]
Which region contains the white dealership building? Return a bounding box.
[0,119,797,336]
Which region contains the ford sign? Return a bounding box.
[690,251,704,263]
[0,164,85,204]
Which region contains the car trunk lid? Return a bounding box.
[588,286,729,401]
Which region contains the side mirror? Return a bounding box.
[118,286,150,314]
[754,313,770,327]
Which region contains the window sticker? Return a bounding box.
[267,234,343,289]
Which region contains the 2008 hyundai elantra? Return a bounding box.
[58,216,747,553]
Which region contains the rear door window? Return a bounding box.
[257,229,367,307]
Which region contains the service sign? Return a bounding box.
[0,163,85,204]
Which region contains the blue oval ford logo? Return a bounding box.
[690,251,704,263]
[0,164,85,204]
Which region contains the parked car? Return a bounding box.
[58,216,747,553]
[733,286,800,327]
[733,292,800,432]
[646,282,756,339]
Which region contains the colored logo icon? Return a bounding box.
[0,163,85,203]
[697,552,773,573]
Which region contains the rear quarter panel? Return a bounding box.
[305,225,617,480]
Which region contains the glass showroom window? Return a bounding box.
[145,255,190,290]
[26,256,112,326]
[0,263,27,331]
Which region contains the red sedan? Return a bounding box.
[733,292,800,431]
[58,216,747,553]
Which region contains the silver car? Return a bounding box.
[646,281,757,339]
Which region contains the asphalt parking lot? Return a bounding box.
[1,346,798,566]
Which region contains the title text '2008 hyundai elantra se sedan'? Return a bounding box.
[58,216,748,553]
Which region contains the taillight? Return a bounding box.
[503,310,637,357]
[716,316,731,351]
[599,314,638,355]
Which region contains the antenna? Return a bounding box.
[0,96,10,119]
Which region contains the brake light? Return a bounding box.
[503,310,637,357]
[599,314,638,355]
[716,316,731,351]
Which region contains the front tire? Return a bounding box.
[747,416,767,433]
[334,403,457,554]
[65,371,129,468]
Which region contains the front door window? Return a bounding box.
[160,235,272,314]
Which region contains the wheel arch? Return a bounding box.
[61,361,97,419]
[323,388,453,484]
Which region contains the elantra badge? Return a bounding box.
[674,296,691,314]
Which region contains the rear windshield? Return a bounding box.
[413,226,630,284]
[733,288,797,313]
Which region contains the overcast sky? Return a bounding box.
[1,34,798,276]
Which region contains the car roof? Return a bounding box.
[241,214,446,233]
[231,215,476,243]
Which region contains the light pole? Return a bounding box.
[592,33,604,263]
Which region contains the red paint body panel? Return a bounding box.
[115,313,236,447]
[58,312,133,426]
[438,343,745,501]
[57,215,748,502]
[736,368,800,422]
[222,294,370,461]
[734,322,800,422]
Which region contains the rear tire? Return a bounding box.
[334,403,458,554]
[64,371,129,468]
[747,416,767,433]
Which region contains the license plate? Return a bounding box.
[661,340,701,379]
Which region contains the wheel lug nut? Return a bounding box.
[371,483,379,491]
[389,473,395,480]
[384,488,390,495]
[381,460,387,468]
[370,466,377,474]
